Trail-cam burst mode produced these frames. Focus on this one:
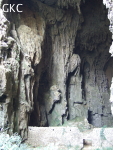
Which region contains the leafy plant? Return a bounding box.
[0,132,30,150]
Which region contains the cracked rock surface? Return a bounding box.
[0,0,113,138]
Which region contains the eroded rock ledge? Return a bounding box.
[0,0,113,139]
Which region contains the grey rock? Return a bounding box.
[0,0,113,140]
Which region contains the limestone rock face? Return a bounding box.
[0,0,113,139]
[0,8,20,134]
[104,0,113,116]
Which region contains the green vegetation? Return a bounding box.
[0,131,30,150]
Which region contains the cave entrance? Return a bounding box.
[74,0,113,127]
[29,0,113,127]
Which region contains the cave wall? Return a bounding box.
[74,0,113,127]
[104,0,113,116]
[0,0,113,138]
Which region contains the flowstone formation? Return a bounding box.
[0,0,113,139]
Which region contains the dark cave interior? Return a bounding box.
[29,0,113,127]
[7,0,113,127]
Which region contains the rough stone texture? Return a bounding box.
[29,0,83,127]
[104,0,113,116]
[0,0,113,139]
[74,0,113,127]
[0,5,46,138]
[29,0,113,128]
[0,8,20,134]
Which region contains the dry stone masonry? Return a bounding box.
[27,127,113,150]
[0,0,113,140]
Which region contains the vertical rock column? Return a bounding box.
[16,8,45,138]
[0,2,46,138]
[33,1,84,126]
